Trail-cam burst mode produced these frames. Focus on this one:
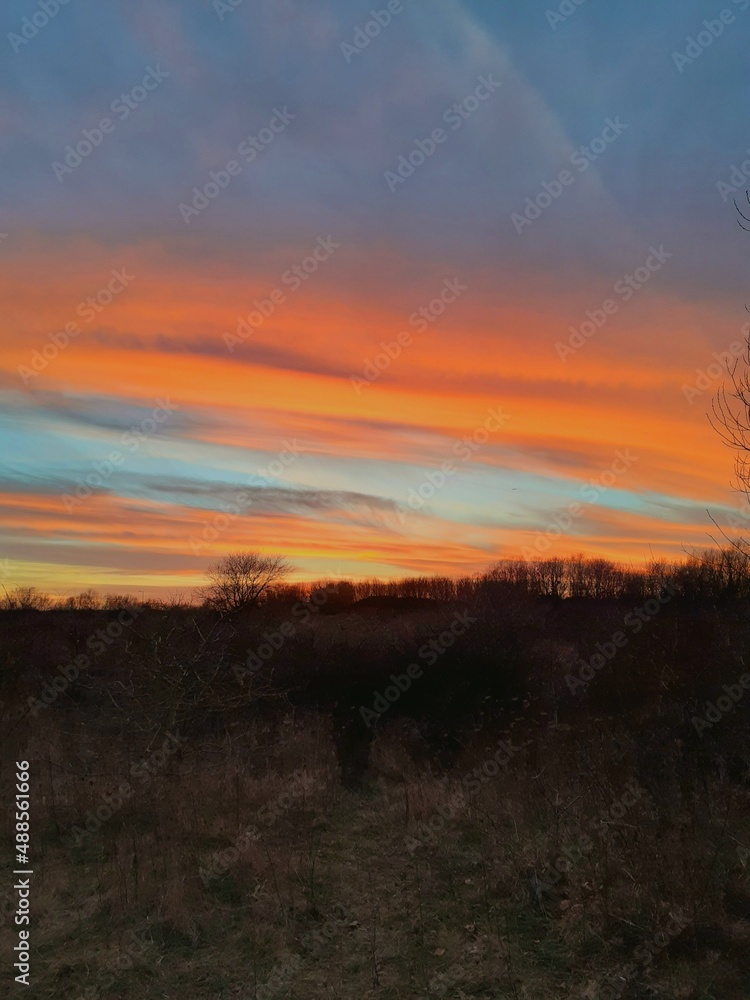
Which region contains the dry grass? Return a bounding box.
[2,703,749,1000]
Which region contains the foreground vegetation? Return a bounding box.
[2,551,750,998]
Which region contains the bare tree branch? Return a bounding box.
[198,551,294,612]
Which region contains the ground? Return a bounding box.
[5,700,750,1000]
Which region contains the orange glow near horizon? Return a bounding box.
[1,237,745,596]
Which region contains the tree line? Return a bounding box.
[5,546,750,612]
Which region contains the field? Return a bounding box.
[2,566,750,999]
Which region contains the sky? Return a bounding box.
[1,0,750,597]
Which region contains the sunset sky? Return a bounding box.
[2,0,750,596]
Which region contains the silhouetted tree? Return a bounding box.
[1,586,52,610]
[200,551,293,611]
[103,593,138,609]
[711,197,750,537]
[64,589,102,610]
[711,337,750,508]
